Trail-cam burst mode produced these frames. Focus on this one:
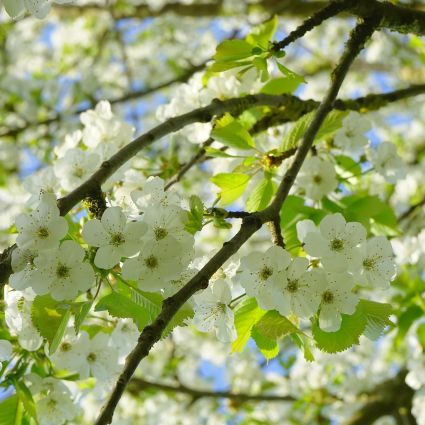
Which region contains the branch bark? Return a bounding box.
[128,377,295,403]
[93,16,379,425]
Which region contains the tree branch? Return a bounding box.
[343,370,415,425]
[128,377,294,403]
[272,0,354,52]
[93,16,378,425]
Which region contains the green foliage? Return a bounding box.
[246,176,275,212]
[251,327,279,360]
[312,300,393,353]
[254,310,299,339]
[260,76,303,95]
[211,114,255,150]
[210,16,278,76]
[280,110,348,151]
[211,172,251,206]
[186,195,204,234]
[0,396,23,425]
[13,380,38,424]
[71,301,93,334]
[341,195,399,236]
[30,295,71,355]
[231,297,266,353]
[95,292,151,331]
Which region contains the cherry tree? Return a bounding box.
[0,1,425,424]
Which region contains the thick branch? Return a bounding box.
[129,378,294,403]
[93,17,378,425]
[344,370,415,425]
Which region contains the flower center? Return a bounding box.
[47,398,57,408]
[60,342,72,352]
[73,166,84,178]
[37,227,49,239]
[154,227,168,241]
[322,290,334,304]
[363,258,376,270]
[110,233,125,247]
[259,266,273,281]
[56,263,70,279]
[286,279,299,293]
[331,238,344,252]
[145,255,158,269]
[312,174,322,184]
[87,352,97,363]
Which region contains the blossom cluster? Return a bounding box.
[234,213,396,332]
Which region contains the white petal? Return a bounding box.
[82,219,109,247]
[320,213,346,240]
[101,207,126,234]
[94,245,121,269]
[296,219,317,243]
[319,306,342,332]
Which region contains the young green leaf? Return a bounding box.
[211,115,255,150]
[95,292,151,330]
[281,110,348,151]
[211,173,251,206]
[251,327,279,360]
[0,396,22,425]
[231,297,266,353]
[31,295,70,351]
[261,76,303,95]
[246,15,278,49]
[254,310,299,339]
[246,177,275,212]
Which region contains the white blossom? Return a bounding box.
[237,246,291,311]
[82,206,146,269]
[193,279,237,343]
[303,213,366,273]
[368,141,406,183]
[297,157,338,201]
[334,112,371,155]
[316,270,359,332]
[32,240,94,300]
[15,193,68,251]
[355,236,397,289]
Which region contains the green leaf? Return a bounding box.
[417,323,425,349]
[395,305,423,346]
[13,380,38,424]
[361,300,393,340]
[261,76,303,95]
[252,57,269,82]
[186,195,204,234]
[211,115,255,150]
[280,110,348,151]
[246,177,275,212]
[211,173,251,206]
[251,327,279,360]
[231,297,266,353]
[204,148,244,158]
[246,15,278,49]
[335,155,362,178]
[49,309,71,354]
[213,40,255,62]
[341,195,399,236]
[71,301,92,334]
[291,333,315,362]
[95,292,151,330]
[312,308,366,354]
[254,310,299,339]
[31,295,70,351]
[312,300,393,353]
[0,396,22,425]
